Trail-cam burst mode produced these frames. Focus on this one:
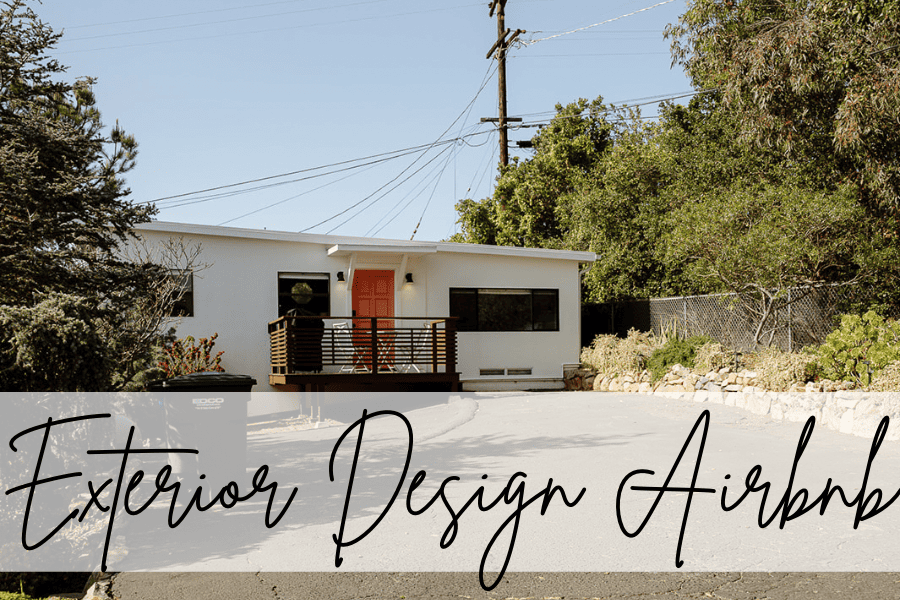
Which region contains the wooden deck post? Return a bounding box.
[431,321,439,373]
[370,317,378,375]
[445,318,457,374]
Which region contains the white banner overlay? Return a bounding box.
[2,391,899,590]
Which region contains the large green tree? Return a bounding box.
[0,0,189,390]
[454,1,900,316]
[452,97,612,248]
[667,0,900,215]
[454,94,779,302]
[665,181,897,345]
[561,94,784,302]
[454,89,898,310]
[559,107,684,302]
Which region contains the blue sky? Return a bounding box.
[41,0,693,242]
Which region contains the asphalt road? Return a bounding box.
[108,391,900,599]
[111,571,900,599]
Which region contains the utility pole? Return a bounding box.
[484,0,523,166]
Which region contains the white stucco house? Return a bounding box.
[135,221,594,413]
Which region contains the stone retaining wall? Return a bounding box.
[564,365,900,442]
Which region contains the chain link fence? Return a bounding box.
[584,285,897,352]
[580,300,650,347]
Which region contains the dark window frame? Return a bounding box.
[449,287,559,332]
[169,270,194,317]
[277,273,331,317]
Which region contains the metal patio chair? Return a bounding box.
[332,322,370,373]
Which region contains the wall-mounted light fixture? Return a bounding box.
[336,271,345,282]
[405,273,414,284]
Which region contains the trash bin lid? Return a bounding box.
[149,372,257,389]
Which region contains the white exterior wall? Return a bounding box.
[136,230,338,392]
[420,252,582,386]
[134,223,592,411]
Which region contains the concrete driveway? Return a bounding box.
[108,391,900,598]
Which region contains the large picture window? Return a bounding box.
[278,273,330,317]
[449,288,559,332]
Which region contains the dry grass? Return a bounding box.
[580,329,661,376]
[693,341,730,374]
[868,361,900,391]
[745,346,816,391]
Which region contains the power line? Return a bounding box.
[317,139,477,236]
[363,134,478,237]
[154,147,433,208]
[366,141,457,237]
[523,0,676,46]
[155,132,490,212]
[322,144,455,234]
[534,29,666,35]
[364,163,442,236]
[466,130,498,199]
[518,51,669,57]
[65,0,323,29]
[62,0,394,42]
[513,90,699,120]
[144,138,475,205]
[418,58,498,237]
[454,63,495,147]
[364,66,490,237]
[57,2,483,54]
[538,35,666,41]
[216,155,385,226]
[151,89,707,218]
[509,115,664,134]
[303,63,498,234]
[407,145,455,240]
[213,126,489,227]
[510,90,716,129]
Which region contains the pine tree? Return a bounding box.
[0,1,186,390]
[0,0,154,306]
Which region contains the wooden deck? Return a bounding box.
[268,316,459,391]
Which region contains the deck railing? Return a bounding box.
[268,316,457,376]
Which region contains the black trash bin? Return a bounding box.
[147,372,256,489]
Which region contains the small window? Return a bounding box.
[479,368,506,376]
[449,288,559,332]
[278,273,330,317]
[169,270,194,317]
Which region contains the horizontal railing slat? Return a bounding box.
[269,316,457,375]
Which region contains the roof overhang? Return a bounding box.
[135,221,595,263]
[327,243,438,257]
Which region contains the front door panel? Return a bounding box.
[352,270,394,370]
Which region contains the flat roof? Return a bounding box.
[135,221,596,262]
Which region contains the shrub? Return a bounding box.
[158,333,225,378]
[814,311,900,386]
[580,329,660,376]
[693,340,730,374]
[747,346,818,391]
[0,573,89,599]
[867,361,900,392]
[0,293,113,391]
[646,335,711,382]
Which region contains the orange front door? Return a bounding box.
[352,270,394,370]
